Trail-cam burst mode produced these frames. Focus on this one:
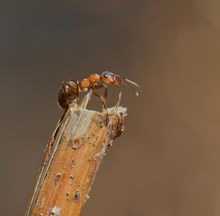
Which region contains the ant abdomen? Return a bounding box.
[57,80,78,109]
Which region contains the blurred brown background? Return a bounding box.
[1,1,220,215]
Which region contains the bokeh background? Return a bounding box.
[1,1,220,215]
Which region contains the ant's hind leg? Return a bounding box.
[76,94,80,115]
[76,83,80,115]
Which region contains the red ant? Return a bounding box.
[57,71,142,112]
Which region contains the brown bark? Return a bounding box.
[26,94,126,216]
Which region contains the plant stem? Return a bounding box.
[26,94,126,216]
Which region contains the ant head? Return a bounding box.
[101,71,121,87]
[101,71,142,95]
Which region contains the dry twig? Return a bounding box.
[26,93,127,216]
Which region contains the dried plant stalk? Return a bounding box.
[26,94,127,216]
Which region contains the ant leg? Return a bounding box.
[89,88,92,100]
[103,84,108,98]
[94,84,108,111]
[115,91,122,109]
[76,93,79,115]
[103,84,108,110]
[92,91,109,125]
[92,91,108,112]
[76,82,80,115]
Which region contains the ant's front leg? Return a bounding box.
[92,89,109,125]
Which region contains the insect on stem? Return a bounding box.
[57,71,142,112]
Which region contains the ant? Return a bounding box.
[57,71,142,113]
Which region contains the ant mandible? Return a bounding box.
[57,71,142,111]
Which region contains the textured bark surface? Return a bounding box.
[26,95,127,216]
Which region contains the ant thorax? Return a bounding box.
[80,79,90,92]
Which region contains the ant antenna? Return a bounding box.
[120,77,142,96]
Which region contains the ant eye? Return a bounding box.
[101,71,111,80]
